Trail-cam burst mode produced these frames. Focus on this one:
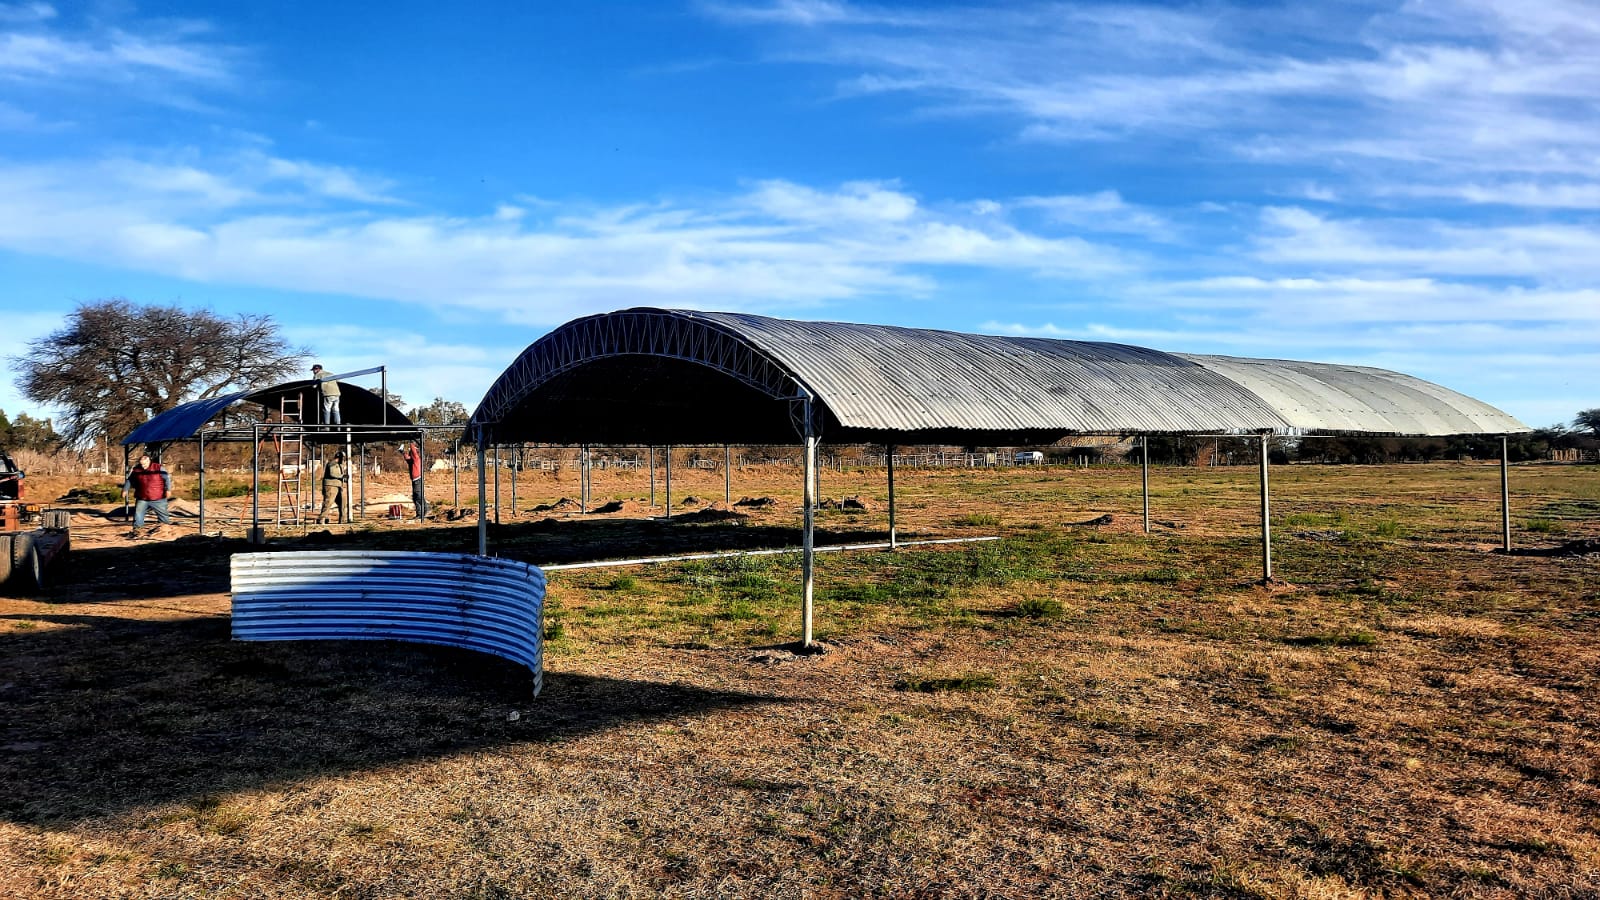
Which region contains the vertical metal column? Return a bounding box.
[477,438,488,556]
[493,444,501,525]
[1501,435,1511,553]
[344,431,353,524]
[665,444,673,519]
[250,425,260,537]
[801,403,818,648]
[1142,435,1150,534]
[1259,432,1273,584]
[580,444,589,514]
[724,444,732,508]
[418,440,427,522]
[510,444,519,516]
[197,432,206,535]
[358,445,366,520]
[886,443,897,550]
[649,445,656,507]
[453,439,460,510]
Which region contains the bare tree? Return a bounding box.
[12,298,307,447]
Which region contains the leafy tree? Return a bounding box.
[1576,408,1600,438]
[411,397,470,426]
[7,413,61,453]
[12,299,305,447]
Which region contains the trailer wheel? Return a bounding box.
[4,532,43,592]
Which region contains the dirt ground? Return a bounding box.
[2,461,1598,898]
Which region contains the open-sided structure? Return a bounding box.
[122,367,420,533]
[471,308,1530,644]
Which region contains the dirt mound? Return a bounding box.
[734,496,776,508]
[532,497,581,513]
[678,496,703,506]
[591,500,626,514]
[1069,514,1114,528]
[819,496,873,511]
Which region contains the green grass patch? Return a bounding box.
[952,512,1001,527]
[1014,597,1064,619]
[894,672,996,693]
[1285,629,1378,648]
[1524,517,1564,535]
[184,477,254,500]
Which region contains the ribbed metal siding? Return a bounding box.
[231,551,546,695]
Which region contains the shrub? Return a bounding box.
[1015,597,1064,619]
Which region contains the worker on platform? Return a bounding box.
[311,363,341,425]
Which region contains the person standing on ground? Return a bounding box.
[319,450,349,524]
[311,364,341,425]
[123,453,172,537]
[403,441,426,521]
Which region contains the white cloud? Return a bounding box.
[1014,191,1175,239]
[0,3,54,25]
[0,155,1134,326]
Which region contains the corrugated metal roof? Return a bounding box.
[469,307,1528,439]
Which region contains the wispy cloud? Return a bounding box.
[711,1,1600,188]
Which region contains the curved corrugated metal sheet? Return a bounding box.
[469,307,1527,439]
[230,551,546,695]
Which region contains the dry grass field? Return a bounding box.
[1,460,1597,898]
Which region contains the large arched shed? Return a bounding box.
[469,307,1528,645]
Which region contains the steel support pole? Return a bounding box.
[580,444,589,514]
[493,444,501,525]
[801,402,817,648]
[453,439,460,510]
[1142,435,1150,534]
[1501,435,1511,553]
[359,445,366,520]
[344,432,353,524]
[724,444,732,508]
[418,439,427,522]
[886,443,898,550]
[510,444,519,517]
[197,432,206,535]
[649,445,656,507]
[1259,433,1273,584]
[665,444,673,520]
[250,426,260,537]
[477,439,488,556]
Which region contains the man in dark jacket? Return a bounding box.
[123,453,172,537]
[318,450,349,524]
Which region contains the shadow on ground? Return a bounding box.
[33,516,900,604]
[0,612,782,824]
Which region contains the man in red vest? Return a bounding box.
[403,442,427,521]
[123,453,173,537]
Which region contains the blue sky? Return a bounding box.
[1,0,1596,429]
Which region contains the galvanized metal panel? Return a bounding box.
[1179,355,1528,436]
[230,551,546,695]
[469,307,1527,440]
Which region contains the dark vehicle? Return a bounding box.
[1,450,69,591]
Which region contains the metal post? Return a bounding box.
[1501,435,1511,553]
[359,444,366,520]
[344,431,353,524]
[580,444,589,514]
[649,445,656,507]
[197,432,206,535]
[801,402,817,648]
[1259,432,1273,584]
[665,444,673,519]
[250,425,260,537]
[886,443,898,550]
[1142,435,1150,534]
[380,368,388,427]
[477,438,488,556]
[493,444,501,525]
[724,443,732,507]
[453,439,460,510]
[417,439,427,522]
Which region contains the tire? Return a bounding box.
[3,532,43,592]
